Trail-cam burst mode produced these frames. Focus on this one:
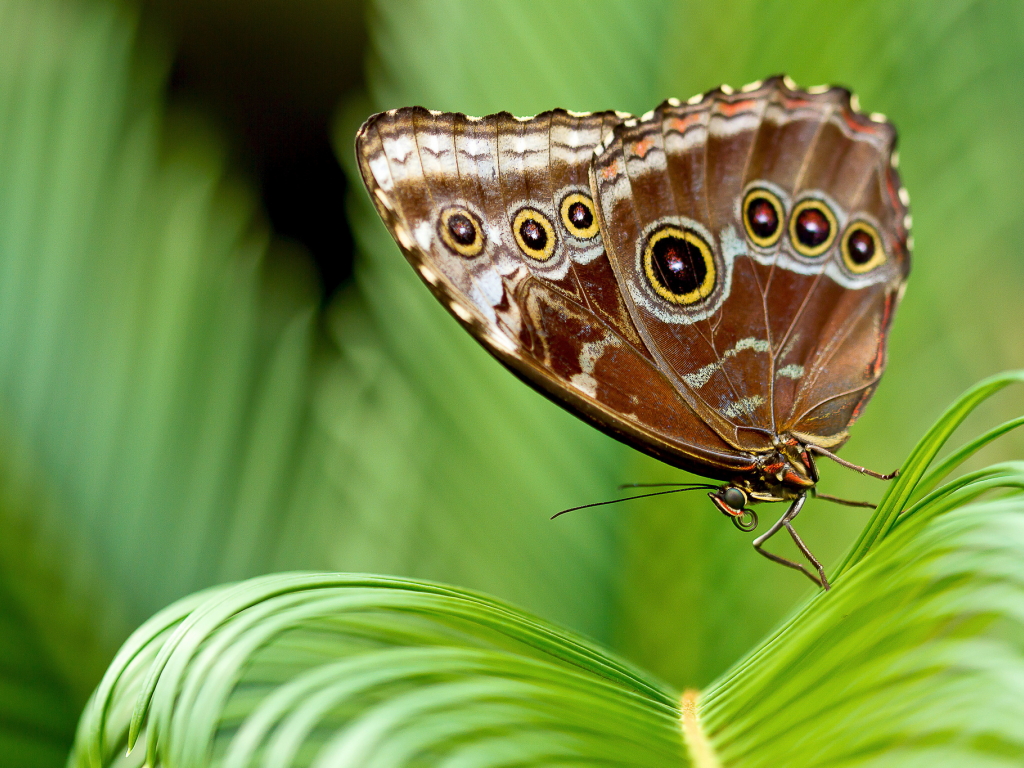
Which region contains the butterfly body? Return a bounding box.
[356,76,910,587]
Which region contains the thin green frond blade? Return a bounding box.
[71,374,1024,766]
[72,575,684,768]
[0,0,319,762]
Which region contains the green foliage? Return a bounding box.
[83,575,684,768]
[0,0,325,760]
[340,0,1024,690]
[69,374,1024,766]
[3,0,1024,765]
[0,0,649,763]
[704,371,1024,767]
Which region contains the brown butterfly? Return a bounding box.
[355,76,911,590]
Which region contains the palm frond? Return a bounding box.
[702,371,1024,766]
[74,575,683,768]
[0,0,320,761]
[71,373,1024,766]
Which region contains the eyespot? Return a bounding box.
[439,207,484,257]
[559,192,600,239]
[513,207,556,261]
[841,221,886,273]
[742,188,784,248]
[642,225,716,305]
[789,199,837,257]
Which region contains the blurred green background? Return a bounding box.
[1,0,1023,766]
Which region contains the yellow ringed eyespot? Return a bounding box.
[513,207,556,261]
[789,198,838,257]
[642,225,716,305]
[439,207,484,257]
[742,188,784,247]
[841,221,886,273]
[559,192,600,239]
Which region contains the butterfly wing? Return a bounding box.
[590,77,910,456]
[356,107,753,478]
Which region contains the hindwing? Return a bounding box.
[590,76,910,455]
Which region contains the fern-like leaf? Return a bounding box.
[71,374,1024,767]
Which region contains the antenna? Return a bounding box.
[552,483,718,519]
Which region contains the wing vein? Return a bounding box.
[699,95,752,427]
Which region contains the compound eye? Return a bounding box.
[439,207,485,257]
[722,486,747,511]
[742,188,784,247]
[841,221,886,273]
[789,199,838,257]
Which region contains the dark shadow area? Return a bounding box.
[143,0,368,302]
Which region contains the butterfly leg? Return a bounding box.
[805,444,899,480]
[752,494,830,589]
[813,490,876,508]
[805,452,877,507]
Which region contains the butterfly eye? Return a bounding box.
[642,225,717,305]
[439,207,485,257]
[742,188,784,247]
[841,221,886,273]
[513,207,557,261]
[722,486,747,511]
[789,199,838,257]
[559,192,600,239]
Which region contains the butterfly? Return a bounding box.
[355,75,911,589]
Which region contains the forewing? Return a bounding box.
[356,107,750,476]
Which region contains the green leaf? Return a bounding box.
[8,0,1024,764]
[840,371,1024,573]
[73,574,685,768]
[69,373,1024,766]
[704,371,1024,766]
[0,0,322,763]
